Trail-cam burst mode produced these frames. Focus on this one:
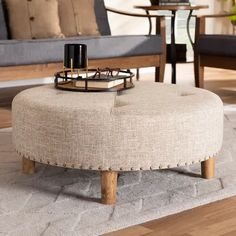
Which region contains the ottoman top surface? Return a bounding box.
[14,81,222,116]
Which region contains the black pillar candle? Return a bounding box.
[64,44,87,69]
[150,0,160,5]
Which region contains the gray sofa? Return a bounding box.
[0,0,166,82]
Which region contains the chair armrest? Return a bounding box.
[105,6,169,18]
[195,12,236,39]
[197,13,236,18]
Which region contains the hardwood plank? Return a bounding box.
[105,197,236,236]
[0,107,11,128]
[103,225,153,236]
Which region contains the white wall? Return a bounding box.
[104,0,234,35]
[104,0,150,35]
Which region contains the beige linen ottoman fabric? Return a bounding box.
[12,81,223,171]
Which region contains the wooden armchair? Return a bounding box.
[194,13,236,88]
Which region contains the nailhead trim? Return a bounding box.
[15,149,219,171]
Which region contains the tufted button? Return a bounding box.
[180,92,194,97]
[29,16,35,21]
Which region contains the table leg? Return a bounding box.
[186,10,194,49]
[170,10,177,84]
[146,10,152,35]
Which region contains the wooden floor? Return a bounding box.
[0,67,236,236]
[0,85,38,128]
[104,196,236,236]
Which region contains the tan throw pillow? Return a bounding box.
[5,0,64,39]
[58,0,100,37]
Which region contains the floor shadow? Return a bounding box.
[169,169,201,178]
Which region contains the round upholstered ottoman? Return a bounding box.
[12,81,223,204]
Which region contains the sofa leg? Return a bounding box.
[101,171,118,204]
[201,157,215,179]
[22,157,35,174]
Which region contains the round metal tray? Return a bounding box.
[54,68,134,92]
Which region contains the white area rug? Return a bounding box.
[0,104,236,236]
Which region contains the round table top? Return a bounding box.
[134,4,209,11]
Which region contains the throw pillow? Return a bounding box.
[58,0,100,37]
[5,0,64,39]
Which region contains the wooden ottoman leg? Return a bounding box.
[201,157,215,179]
[22,157,35,174]
[101,171,118,205]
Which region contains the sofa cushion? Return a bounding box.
[5,0,64,39]
[58,0,100,37]
[0,35,163,66]
[0,0,7,39]
[198,35,236,57]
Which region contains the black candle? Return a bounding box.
[64,44,87,69]
[150,0,160,5]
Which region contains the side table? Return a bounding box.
[134,5,208,84]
